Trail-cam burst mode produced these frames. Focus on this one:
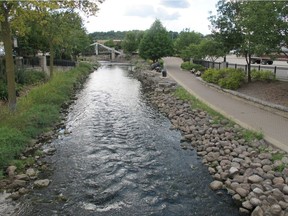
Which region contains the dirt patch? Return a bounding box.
[236,80,288,108]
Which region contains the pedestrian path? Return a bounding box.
[163,57,288,152]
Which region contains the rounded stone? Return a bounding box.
[242,200,253,210]
[273,177,284,185]
[236,187,249,197]
[248,175,263,183]
[250,197,261,206]
[270,204,282,215]
[210,180,223,190]
[251,206,263,216]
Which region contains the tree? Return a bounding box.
[210,0,283,82]
[0,0,103,110]
[174,29,202,54]
[122,31,144,54]
[122,32,137,54]
[199,37,226,62]
[139,19,174,62]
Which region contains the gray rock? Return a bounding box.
[279,201,288,209]
[10,180,26,189]
[6,166,17,178]
[242,200,253,210]
[262,165,272,172]
[269,204,282,216]
[258,153,272,160]
[18,187,29,195]
[239,207,250,215]
[34,179,50,188]
[251,206,263,216]
[236,187,249,197]
[250,197,261,206]
[248,175,263,183]
[26,168,36,177]
[273,177,284,185]
[210,181,223,190]
[229,167,239,176]
[272,188,284,201]
[15,174,29,181]
[283,185,288,195]
[233,175,245,183]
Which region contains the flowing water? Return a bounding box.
[18,63,239,216]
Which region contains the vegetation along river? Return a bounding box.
[17,63,239,216]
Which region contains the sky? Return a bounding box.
[84,0,219,35]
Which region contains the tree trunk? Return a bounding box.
[1,4,16,111]
[49,42,54,78]
[244,53,252,83]
[247,54,252,83]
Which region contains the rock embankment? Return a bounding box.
[133,69,288,216]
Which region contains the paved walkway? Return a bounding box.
[163,57,288,152]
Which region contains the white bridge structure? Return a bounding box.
[90,42,123,60]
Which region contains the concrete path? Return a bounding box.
[163,57,288,152]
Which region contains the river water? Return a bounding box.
[18,63,239,216]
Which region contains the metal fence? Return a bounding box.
[193,60,288,81]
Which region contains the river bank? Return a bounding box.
[132,67,288,216]
[0,62,98,215]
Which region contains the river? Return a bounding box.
[17,63,239,216]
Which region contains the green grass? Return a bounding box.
[272,152,285,162]
[0,62,93,177]
[242,130,264,142]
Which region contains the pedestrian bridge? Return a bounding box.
[90,42,123,60]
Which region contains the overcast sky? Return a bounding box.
[84,0,219,35]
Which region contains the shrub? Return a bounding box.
[181,61,205,72]
[0,80,8,100]
[16,70,48,85]
[251,69,275,82]
[218,68,245,90]
[202,68,245,90]
[202,68,226,84]
[0,80,22,100]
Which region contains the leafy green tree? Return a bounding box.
[199,37,226,62]
[104,39,115,48]
[122,31,144,54]
[0,0,103,110]
[139,19,174,62]
[174,29,202,54]
[210,0,283,82]
[180,44,203,61]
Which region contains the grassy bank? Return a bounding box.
[0,62,94,178]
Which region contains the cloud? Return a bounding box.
[125,4,180,21]
[160,0,190,8]
[125,4,156,17]
[156,8,180,20]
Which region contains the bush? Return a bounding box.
[202,68,245,90]
[0,80,8,100]
[251,69,275,82]
[16,70,48,85]
[0,80,22,100]
[181,62,206,72]
[202,68,226,84]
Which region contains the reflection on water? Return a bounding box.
[19,63,239,216]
